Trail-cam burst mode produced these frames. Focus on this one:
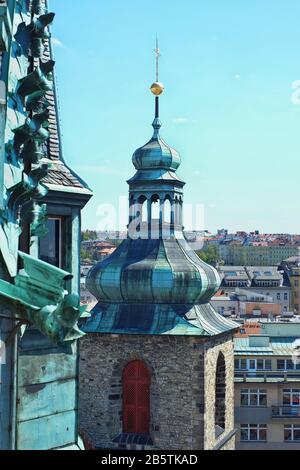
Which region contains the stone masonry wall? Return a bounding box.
[204,337,235,450]
[79,333,235,450]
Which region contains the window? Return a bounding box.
[122,360,150,434]
[241,389,267,407]
[235,359,247,370]
[215,353,226,433]
[284,293,288,301]
[277,293,281,301]
[284,425,300,442]
[283,389,300,406]
[277,360,300,371]
[295,292,299,299]
[240,424,267,442]
[235,359,271,371]
[39,217,63,268]
[295,280,299,288]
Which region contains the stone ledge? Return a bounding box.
[212,429,237,451]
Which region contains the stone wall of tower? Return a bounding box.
[78,333,235,450]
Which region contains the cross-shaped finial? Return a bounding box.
[150,37,164,97]
[154,36,160,82]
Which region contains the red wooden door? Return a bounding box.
[123,360,150,434]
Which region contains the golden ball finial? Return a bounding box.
[150,81,164,96]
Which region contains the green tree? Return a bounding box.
[80,248,92,261]
[196,245,221,266]
[81,230,97,241]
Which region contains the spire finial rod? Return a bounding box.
[150,38,164,98]
[155,35,160,83]
[150,37,164,125]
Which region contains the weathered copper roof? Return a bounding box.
[43,162,84,188]
[132,118,181,171]
[39,37,91,194]
[87,237,220,305]
[83,302,238,336]
[234,337,300,356]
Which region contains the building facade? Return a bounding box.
[234,323,300,449]
[218,266,291,313]
[0,0,91,449]
[281,259,300,315]
[79,78,238,450]
[211,289,282,319]
[219,244,300,267]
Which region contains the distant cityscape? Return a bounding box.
[80,228,300,449]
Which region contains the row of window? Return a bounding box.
[241,424,300,442]
[255,281,280,287]
[276,292,289,301]
[225,281,249,287]
[240,388,300,407]
[235,359,300,371]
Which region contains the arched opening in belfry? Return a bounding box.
[136,195,147,236]
[179,196,183,226]
[122,360,151,435]
[174,196,179,226]
[129,195,135,221]
[150,194,160,239]
[163,197,171,224]
[215,352,226,436]
[138,196,148,223]
[151,194,160,220]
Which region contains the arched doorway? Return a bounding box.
[122,360,150,434]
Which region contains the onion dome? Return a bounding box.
[83,45,238,337]
[132,118,181,171]
[86,238,220,306]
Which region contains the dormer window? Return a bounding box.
[39,216,63,268]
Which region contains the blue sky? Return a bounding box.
[50,0,300,233]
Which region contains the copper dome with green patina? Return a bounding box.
[132,118,181,171]
[84,95,237,336]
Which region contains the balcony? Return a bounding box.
[235,370,300,383]
[272,406,300,418]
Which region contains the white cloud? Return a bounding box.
[173,117,188,124]
[52,37,66,49]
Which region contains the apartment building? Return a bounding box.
[234,322,300,449]
[218,266,291,313]
[281,259,300,315]
[219,244,300,267]
[211,289,282,318]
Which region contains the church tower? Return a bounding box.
[79,47,238,450]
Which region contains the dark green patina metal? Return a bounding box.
[0,0,91,450]
[85,94,237,336]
